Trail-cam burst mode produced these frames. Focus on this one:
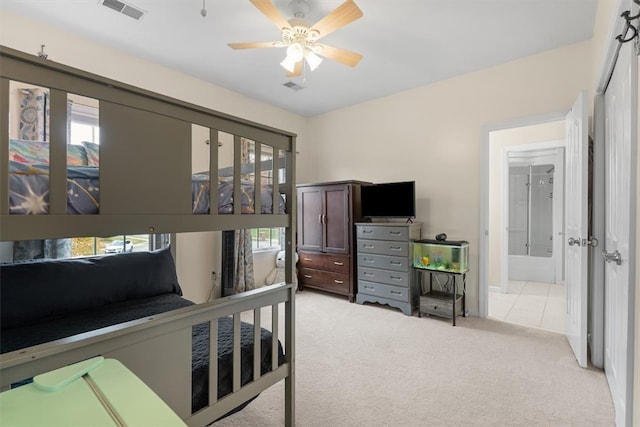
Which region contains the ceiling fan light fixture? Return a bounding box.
[280,43,304,72]
[286,43,304,61]
[304,50,323,71]
[230,0,364,76]
[280,56,298,73]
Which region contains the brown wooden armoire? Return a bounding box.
[296,180,369,302]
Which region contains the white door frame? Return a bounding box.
[479,111,567,318]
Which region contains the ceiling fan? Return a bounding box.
[228,0,363,77]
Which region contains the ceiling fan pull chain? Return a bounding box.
[200,0,207,18]
[302,59,307,84]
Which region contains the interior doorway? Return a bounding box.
[504,146,564,285]
[481,118,567,333]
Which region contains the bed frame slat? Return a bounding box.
[233,135,242,216]
[272,149,279,216]
[0,77,10,215]
[49,89,67,215]
[208,128,219,215]
[254,142,262,215]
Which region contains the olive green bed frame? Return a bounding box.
[0,46,296,426]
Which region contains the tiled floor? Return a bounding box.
[488,280,565,334]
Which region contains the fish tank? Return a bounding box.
[412,239,469,273]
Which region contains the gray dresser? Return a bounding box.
[355,222,422,315]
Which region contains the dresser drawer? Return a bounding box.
[357,225,408,241]
[297,251,350,274]
[358,267,409,287]
[358,280,410,303]
[420,292,463,318]
[299,268,350,293]
[357,239,408,257]
[357,253,409,272]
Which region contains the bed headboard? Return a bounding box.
[0,46,297,244]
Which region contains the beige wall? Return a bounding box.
[303,41,592,313]
[0,9,307,302]
[488,121,566,287]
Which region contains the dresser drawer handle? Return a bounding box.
[363,244,375,249]
[363,272,374,276]
[304,274,312,279]
[389,246,402,251]
[389,231,401,235]
[333,261,344,266]
[390,290,403,295]
[334,280,344,284]
[390,276,402,281]
[363,285,375,290]
[363,258,374,263]
[389,261,402,266]
[362,229,373,233]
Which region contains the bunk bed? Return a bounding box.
[0,46,296,426]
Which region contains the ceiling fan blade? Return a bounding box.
[316,44,362,67]
[250,0,292,31]
[286,60,303,77]
[309,0,363,39]
[228,41,282,49]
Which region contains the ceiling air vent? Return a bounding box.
[283,81,305,91]
[101,0,145,20]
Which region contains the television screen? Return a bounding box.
[361,181,416,218]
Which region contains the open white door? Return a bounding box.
[603,41,635,427]
[565,91,588,368]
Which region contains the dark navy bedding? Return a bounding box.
[8,161,286,215]
[9,161,99,215]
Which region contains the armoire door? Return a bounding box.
[323,185,350,254]
[297,186,323,252]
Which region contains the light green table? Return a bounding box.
[0,356,187,427]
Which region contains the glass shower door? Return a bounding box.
[508,164,554,258]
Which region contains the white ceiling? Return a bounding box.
[1,0,597,117]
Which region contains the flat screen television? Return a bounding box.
[361,181,416,219]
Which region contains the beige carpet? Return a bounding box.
[214,290,614,426]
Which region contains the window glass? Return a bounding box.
[251,227,284,251]
[71,234,151,257]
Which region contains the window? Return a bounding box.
[71,234,151,257]
[69,122,99,145]
[68,96,99,145]
[251,227,284,251]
